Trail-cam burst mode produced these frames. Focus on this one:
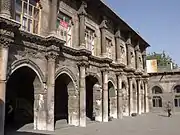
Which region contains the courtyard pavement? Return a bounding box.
[7,112,180,135]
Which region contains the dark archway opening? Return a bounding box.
[108,81,115,118]
[85,76,98,120]
[5,66,36,132]
[55,73,73,126]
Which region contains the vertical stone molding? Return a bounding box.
[144,79,149,113]
[0,34,12,135]
[46,50,58,131]
[0,0,11,18]
[115,30,121,63]
[102,69,108,122]
[49,0,58,34]
[128,77,133,115]
[78,1,87,48]
[142,50,147,71]
[137,79,142,114]
[93,83,103,122]
[79,63,86,127]
[100,16,108,58]
[117,73,123,119]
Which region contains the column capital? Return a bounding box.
[0,36,12,48]
[101,67,110,73]
[46,45,59,61]
[78,1,87,16]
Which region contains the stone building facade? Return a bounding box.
[0,0,150,134]
[149,71,180,113]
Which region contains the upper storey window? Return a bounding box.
[106,38,112,59]
[57,12,72,47]
[15,0,40,34]
[85,27,95,55]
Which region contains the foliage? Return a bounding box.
[146,51,178,69]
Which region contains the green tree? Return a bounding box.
[146,51,178,69]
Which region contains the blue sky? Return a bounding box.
[105,0,180,65]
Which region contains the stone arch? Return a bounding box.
[108,81,117,119]
[152,86,163,94]
[86,74,101,121]
[150,84,164,94]
[171,84,180,93]
[9,59,45,83]
[55,71,79,126]
[55,67,78,91]
[108,77,117,89]
[5,65,45,131]
[86,72,102,86]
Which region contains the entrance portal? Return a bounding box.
[85,76,98,121]
[108,81,116,119]
[5,66,39,132]
[55,73,77,127]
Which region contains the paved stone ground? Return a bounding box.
[6,112,180,135]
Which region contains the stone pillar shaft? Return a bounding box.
[117,75,123,119]
[46,58,55,131]
[49,0,57,34]
[137,80,142,114]
[144,80,149,113]
[79,66,86,127]
[102,71,108,122]
[129,78,133,115]
[0,45,9,135]
[79,15,86,48]
[100,28,107,57]
[115,37,121,63]
[0,0,11,18]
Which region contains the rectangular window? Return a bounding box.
[106,38,112,59]
[15,0,40,34]
[57,12,72,47]
[85,27,95,55]
[174,98,180,107]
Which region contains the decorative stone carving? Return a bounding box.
[78,1,87,16]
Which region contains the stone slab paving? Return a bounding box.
[6,113,180,135]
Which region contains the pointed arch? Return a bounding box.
[9,59,45,83]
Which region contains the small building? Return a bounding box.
[149,71,180,113]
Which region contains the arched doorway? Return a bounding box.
[151,86,163,112]
[5,66,41,132]
[55,73,77,127]
[86,75,98,120]
[108,81,116,119]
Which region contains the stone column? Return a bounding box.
[46,51,57,131]
[78,1,87,48]
[100,17,108,57]
[117,73,123,119]
[49,0,57,34]
[0,0,11,18]
[0,42,9,135]
[128,77,133,115]
[144,79,149,113]
[102,69,108,122]
[142,51,147,71]
[137,79,142,114]
[79,64,86,127]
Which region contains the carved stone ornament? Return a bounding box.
[99,16,108,29]
[135,41,141,52]
[78,1,87,16]
[115,29,121,38]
